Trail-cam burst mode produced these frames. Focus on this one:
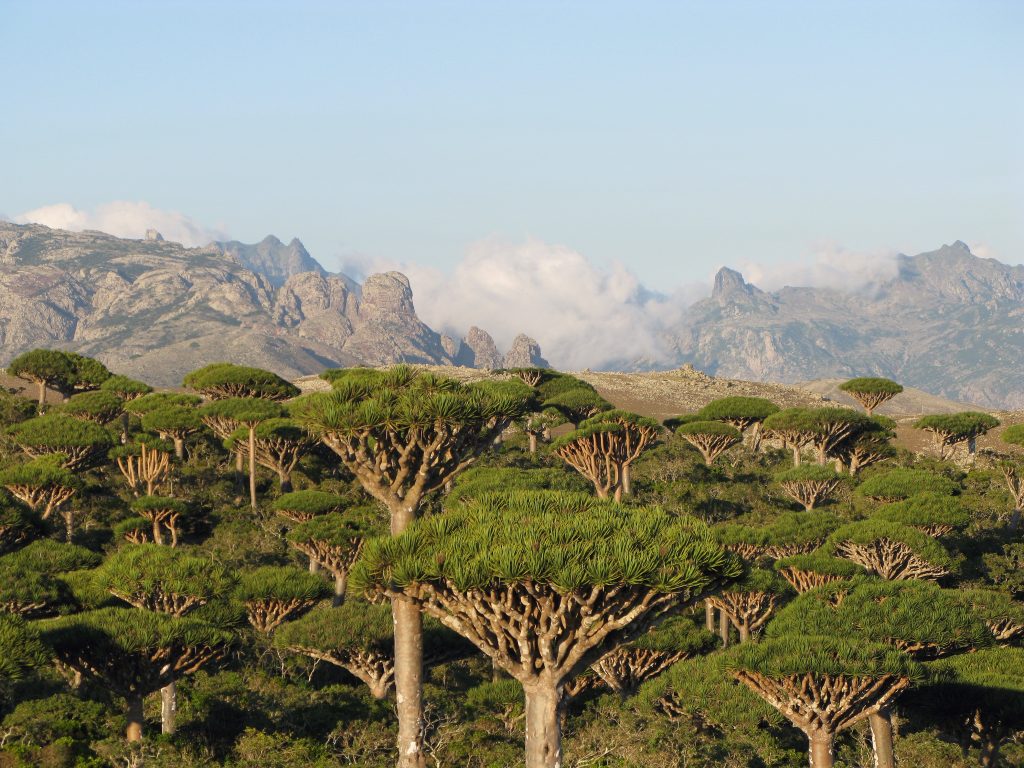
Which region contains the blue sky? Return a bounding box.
[3,0,1022,290]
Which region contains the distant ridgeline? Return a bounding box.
[1,222,1021,408]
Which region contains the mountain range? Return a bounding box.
[0,221,1020,408]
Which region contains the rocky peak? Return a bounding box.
[358,272,416,318]
[216,234,326,288]
[456,326,503,369]
[503,334,549,368]
[712,267,750,298]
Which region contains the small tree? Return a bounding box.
[287,510,378,603]
[131,496,190,547]
[698,396,780,451]
[874,492,970,537]
[114,517,152,545]
[707,568,791,644]
[0,561,65,616]
[6,539,101,574]
[959,588,1024,645]
[521,408,565,455]
[124,392,202,416]
[676,420,742,466]
[915,412,1000,458]
[0,455,80,521]
[501,367,552,388]
[729,636,922,768]
[41,607,231,742]
[541,387,612,427]
[64,353,111,394]
[227,418,314,493]
[352,491,739,768]
[856,468,958,502]
[184,363,300,401]
[110,437,174,496]
[142,406,204,459]
[59,390,123,425]
[776,465,843,511]
[763,408,817,466]
[830,415,897,475]
[6,349,76,405]
[553,412,660,501]
[100,375,153,401]
[775,553,864,593]
[200,398,284,509]
[0,613,46,704]
[272,490,347,524]
[839,378,903,416]
[236,566,329,632]
[0,501,37,555]
[828,520,959,581]
[7,414,113,470]
[802,407,871,466]
[716,511,842,562]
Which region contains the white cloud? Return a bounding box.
[14,201,227,247]
[734,243,901,292]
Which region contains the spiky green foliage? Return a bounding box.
[199,397,285,425]
[447,467,590,505]
[774,553,864,592]
[874,492,970,536]
[0,559,65,615]
[183,363,300,401]
[728,634,923,683]
[5,540,100,574]
[6,413,113,469]
[123,392,202,415]
[553,412,660,500]
[64,353,111,392]
[716,511,843,561]
[768,578,992,658]
[856,468,958,501]
[956,588,1024,644]
[94,544,235,616]
[915,412,1000,456]
[0,454,80,518]
[839,378,904,414]
[0,499,38,555]
[827,519,959,580]
[831,414,898,473]
[58,390,123,424]
[6,349,76,394]
[697,396,780,429]
[141,405,204,437]
[288,510,381,597]
[775,464,844,510]
[0,613,47,699]
[272,490,348,522]
[100,375,153,400]
[354,491,738,595]
[113,516,152,544]
[676,420,742,466]
[541,387,612,426]
[236,566,330,632]
[130,495,190,546]
[498,367,557,387]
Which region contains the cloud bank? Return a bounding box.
[15,201,227,248]
[735,243,901,293]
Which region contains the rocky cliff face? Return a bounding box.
[503,334,549,368]
[0,222,546,386]
[672,242,1024,409]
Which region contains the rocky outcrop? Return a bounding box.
[456,326,503,369]
[503,334,549,368]
[216,235,327,288]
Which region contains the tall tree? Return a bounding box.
[297,366,530,768]
[697,396,780,451]
[6,349,76,405]
[226,418,314,493]
[351,491,739,768]
[142,406,205,459]
[236,566,329,633]
[839,377,904,416]
[553,411,659,501]
[776,465,844,511]
[287,509,378,603]
[7,414,113,470]
[200,398,284,509]
[914,412,1000,458]
[827,520,959,581]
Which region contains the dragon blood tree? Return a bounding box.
[64,353,112,394]
[959,588,1024,644]
[183,362,300,401]
[59,390,124,425]
[553,411,660,501]
[131,496,190,547]
[697,395,780,452]
[351,490,739,768]
[0,613,46,704]
[675,420,742,467]
[275,600,473,700]
[873,492,970,537]
[110,437,174,496]
[521,407,566,455]
[540,386,612,428]
[124,392,202,417]
[776,465,844,511]
[100,375,153,401]
[914,412,1000,459]
[999,424,1024,529]
[296,365,530,768]
[716,511,842,563]
[707,567,792,644]
[802,408,872,466]
[142,406,205,460]
[829,415,897,475]
[855,467,958,503]
[272,490,347,524]
[768,576,993,768]
[287,508,378,603]
[774,553,864,593]
[236,566,329,633]
[7,413,113,470]
[94,544,234,734]
[838,378,904,416]
[0,559,66,616]
[0,500,37,555]
[827,519,959,581]
[226,417,314,493]
[0,455,80,521]
[199,398,284,509]
[763,408,817,466]
[729,636,922,768]
[6,349,76,405]
[908,648,1024,768]
[41,607,232,742]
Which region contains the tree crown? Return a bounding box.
[727,635,923,680]
[856,468,958,501]
[775,465,844,484]
[235,566,331,603]
[141,406,204,434]
[839,378,903,396]
[873,492,970,531]
[58,390,124,422]
[697,396,780,424]
[6,540,100,574]
[183,363,300,401]
[131,495,189,515]
[199,397,285,425]
[7,414,113,450]
[914,412,1000,442]
[124,392,202,415]
[99,375,153,399]
[827,520,960,572]
[272,490,349,517]
[0,455,81,491]
[676,420,742,439]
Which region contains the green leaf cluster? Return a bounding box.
[100,375,153,399]
[873,492,970,531]
[914,412,1000,442]
[184,363,300,400]
[235,566,331,603]
[856,468,958,501]
[727,635,923,680]
[272,490,348,518]
[7,414,113,452]
[839,378,903,396]
[697,396,780,424]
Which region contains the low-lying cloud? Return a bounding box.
[15,201,227,248]
[735,243,902,293]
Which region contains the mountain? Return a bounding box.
[0,223,535,386]
[672,241,1024,409]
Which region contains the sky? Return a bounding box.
[2,0,1022,362]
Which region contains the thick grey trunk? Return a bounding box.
[393,597,426,768]
[705,600,715,632]
[524,683,563,768]
[621,464,632,495]
[528,433,538,454]
[869,708,895,768]
[248,429,258,510]
[309,557,321,574]
[173,437,184,460]
[333,572,347,606]
[161,681,177,735]
[809,733,834,768]
[719,610,730,647]
[126,695,145,742]
[278,470,293,494]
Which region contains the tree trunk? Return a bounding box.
[37,381,46,406]
[1009,508,1021,532]
[621,464,632,495]
[309,557,321,574]
[792,445,802,466]
[524,683,563,768]
[719,610,730,647]
[816,445,827,465]
[63,510,75,543]
[738,623,751,644]
[152,518,165,546]
[528,433,538,454]
[392,597,427,768]
[173,437,184,460]
[161,681,177,735]
[869,709,896,768]
[278,470,293,494]
[979,734,1001,768]
[705,601,716,632]
[333,572,347,606]
[248,428,258,511]
[121,412,130,444]
[749,422,762,453]
[808,733,834,768]
[126,695,145,742]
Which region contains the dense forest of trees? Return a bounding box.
[0,351,1020,768]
